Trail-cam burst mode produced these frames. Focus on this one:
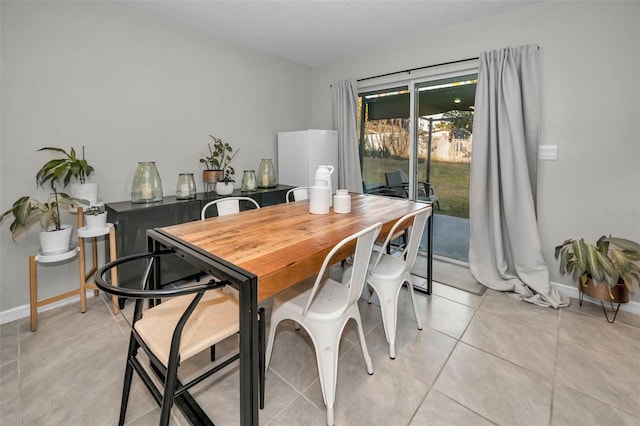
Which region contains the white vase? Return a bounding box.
[39,224,73,255]
[215,182,234,195]
[84,212,107,230]
[71,182,99,205]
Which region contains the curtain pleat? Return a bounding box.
[469,45,568,308]
[331,79,363,193]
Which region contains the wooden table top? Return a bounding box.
[160,194,430,301]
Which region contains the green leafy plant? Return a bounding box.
[0,193,83,239]
[36,146,94,187]
[199,135,239,176]
[221,168,235,184]
[555,236,640,296]
[84,205,105,216]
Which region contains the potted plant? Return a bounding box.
[215,169,235,196]
[83,205,107,230]
[0,193,83,254]
[555,236,640,320]
[199,135,239,190]
[37,146,98,205]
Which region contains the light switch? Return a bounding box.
[538,145,557,160]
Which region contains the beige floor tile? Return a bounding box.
[429,281,487,309]
[183,349,302,425]
[462,310,557,378]
[551,384,640,425]
[555,340,640,417]
[303,346,429,426]
[565,296,640,329]
[365,319,456,387]
[266,395,326,426]
[559,308,640,365]
[479,290,560,334]
[0,360,21,421]
[0,321,20,366]
[435,342,552,426]
[19,295,117,355]
[410,389,495,426]
[7,269,640,426]
[20,322,156,425]
[406,291,476,339]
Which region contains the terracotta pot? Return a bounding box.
[580,276,629,304]
[203,170,223,184]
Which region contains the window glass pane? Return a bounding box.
[358,86,410,193]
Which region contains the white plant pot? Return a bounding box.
[84,212,107,230]
[39,224,73,255]
[215,182,234,196]
[71,182,99,205]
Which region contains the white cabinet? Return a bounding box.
[277,129,339,191]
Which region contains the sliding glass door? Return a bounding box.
[358,73,477,262]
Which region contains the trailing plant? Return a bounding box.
[221,168,235,184]
[0,193,83,239]
[36,146,94,187]
[555,236,640,296]
[199,135,239,175]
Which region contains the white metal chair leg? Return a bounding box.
[308,323,341,426]
[405,276,423,330]
[353,312,374,374]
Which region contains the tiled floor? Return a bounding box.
[2,275,640,425]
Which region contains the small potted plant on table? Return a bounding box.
[200,135,239,193]
[555,235,640,322]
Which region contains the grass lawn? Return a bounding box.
[363,158,470,218]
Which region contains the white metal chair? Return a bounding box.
[201,196,260,219]
[366,205,432,359]
[265,222,382,426]
[285,187,310,202]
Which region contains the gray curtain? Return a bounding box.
[331,79,363,193]
[469,45,568,308]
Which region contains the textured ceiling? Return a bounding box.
[113,0,541,66]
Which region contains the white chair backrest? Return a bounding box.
[371,206,431,275]
[285,187,310,202]
[303,222,381,317]
[200,197,260,219]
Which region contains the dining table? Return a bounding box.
[146,193,432,425]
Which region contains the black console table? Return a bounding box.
[106,185,292,290]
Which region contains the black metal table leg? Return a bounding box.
[239,275,259,425]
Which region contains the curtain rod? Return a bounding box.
[357,56,479,83]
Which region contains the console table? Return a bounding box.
[105,185,292,290]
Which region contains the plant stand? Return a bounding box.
[28,209,119,332]
[77,208,119,315]
[29,247,80,332]
[578,279,628,324]
[578,290,622,323]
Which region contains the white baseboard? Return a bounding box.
[0,292,98,326]
[551,281,640,316]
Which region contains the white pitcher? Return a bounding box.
[314,165,334,206]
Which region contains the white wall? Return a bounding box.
[0,1,311,313]
[309,1,640,303]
